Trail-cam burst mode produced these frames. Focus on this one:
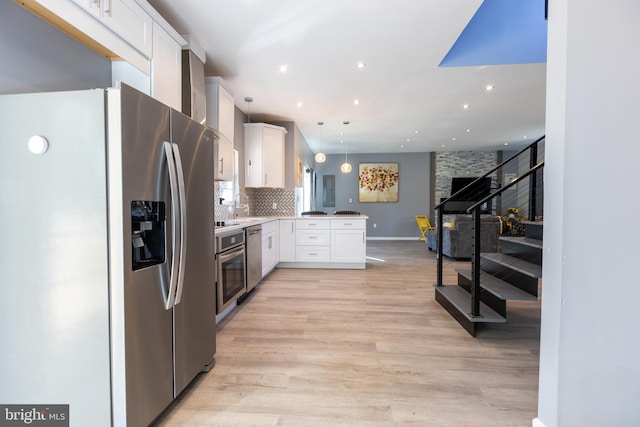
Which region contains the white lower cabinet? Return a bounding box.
[261,220,279,277]
[277,218,366,268]
[330,219,366,263]
[279,219,296,262]
[331,230,366,263]
[296,246,331,263]
[295,229,330,246]
[295,220,330,263]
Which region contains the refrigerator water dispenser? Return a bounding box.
[131,201,166,270]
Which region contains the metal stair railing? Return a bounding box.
[466,161,544,316]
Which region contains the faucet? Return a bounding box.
[233,193,250,218]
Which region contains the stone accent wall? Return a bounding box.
[435,151,498,204]
[434,151,499,221]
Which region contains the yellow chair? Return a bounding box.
[415,215,435,242]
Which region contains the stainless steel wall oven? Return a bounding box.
[216,230,246,313]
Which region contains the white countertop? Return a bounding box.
[215,215,368,235]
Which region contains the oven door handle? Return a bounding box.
[218,245,245,264]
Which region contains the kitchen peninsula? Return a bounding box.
[216,215,368,270]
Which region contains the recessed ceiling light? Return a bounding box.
[279,64,288,73]
[466,129,471,133]
[441,144,446,147]
[414,130,420,134]
[485,84,495,91]
[463,104,470,109]
[400,145,404,148]
[406,139,411,142]
[504,143,509,146]
[523,135,528,139]
[355,61,366,69]
[296,101,303,108]
[452,137,457,141]
[353,99,360,105]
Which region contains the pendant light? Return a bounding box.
[244,97,253,123]
[314,121,326,163]
[340,121,352,173]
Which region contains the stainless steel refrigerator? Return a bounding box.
[0,84,216,426]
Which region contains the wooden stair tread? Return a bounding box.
[434,285,506,323]
[456,269,538,301]
[481,253,542,278]
[499,236,543,250]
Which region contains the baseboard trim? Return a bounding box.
[367,237,422,241]
[532,417,546,427]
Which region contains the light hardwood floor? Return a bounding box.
[155,241,540,427]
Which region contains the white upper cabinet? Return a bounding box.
[151,21,181,110]
[244,123,286,188]
[205,79,234,140]
[69,0,152,57]
[70,0,101,18]
[206,77,235,182]
[23,0,184,81]
[101,0,152,57]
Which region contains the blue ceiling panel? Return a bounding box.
[440,0,548,67]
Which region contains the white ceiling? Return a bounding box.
[147,0,546,154]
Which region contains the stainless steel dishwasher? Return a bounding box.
[245,224,263,293]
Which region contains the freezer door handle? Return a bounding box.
[163,142,180,310]
[172,143,187,306]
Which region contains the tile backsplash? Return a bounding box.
[252,187,296,217]
[214,184,296,220]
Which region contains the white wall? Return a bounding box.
[537,1,640,426]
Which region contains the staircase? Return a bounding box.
[432,136,545,336]
[434,221,542,336]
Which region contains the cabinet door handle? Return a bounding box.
[105,0,112,16]
[219,157,224,174]
[264,173,267,186]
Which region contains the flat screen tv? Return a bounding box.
[449,177,492,201]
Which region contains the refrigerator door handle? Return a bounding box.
[163,141,180,310]
[172,143,188,306]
